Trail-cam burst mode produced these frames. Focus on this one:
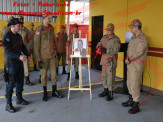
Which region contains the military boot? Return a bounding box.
[99,88,108,97]
[128,102,140,114]
[25,76,33,86]
[52,85,63,98]
[121,94,134,107]
[43,86,48,101]
[33,64,38,71]
[6,100,16,113]
[106,91,113,101]
[16,95,29,105]
[62,67,67,74]
[75,72,79,79]
[67,73,70,81]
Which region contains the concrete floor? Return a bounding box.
[0,66,163,122]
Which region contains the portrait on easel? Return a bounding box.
[74,38,87,57]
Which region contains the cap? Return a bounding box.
[8,16,15,21]
[42,14,52,18]
[105,23,114,31]
[73,23,78,28]
[60,25,66,29]
[8,18,23,26]
[129,19,142,28]
[29,23,34,26]
[18,15,24,20]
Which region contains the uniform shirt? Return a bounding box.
[127,31,148,70]
[34,24,56,62]
[97,34,121,66]
[28,30,36,50]
[18,26,30,50]
[2,30,29,59]
[1,26,11,39]
[67,32,79,60]
[56,32,67,53]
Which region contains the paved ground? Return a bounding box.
[0,66,162,122]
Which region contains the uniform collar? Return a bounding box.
[132,30,144,38]
[107,33,115,39]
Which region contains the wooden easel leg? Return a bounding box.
[79,57,83,92]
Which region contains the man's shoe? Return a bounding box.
[99,88,108,97]
[52,85,64,98]
[128,102,140,114]
[25,76,33,86]
[6,100,16,113]
[121,94,134,107]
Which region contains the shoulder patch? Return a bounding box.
[140,37,145,42]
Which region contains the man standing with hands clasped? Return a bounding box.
[121,19,148,114]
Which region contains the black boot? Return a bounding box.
[56,68,58,75]
[43,86,48,101]
[25,76,33,86]
[106,91,113,101]
[33,64,38,71]
[62,67,67,74]
[121,94,134,107]
[52,85,63,98]
[16,96,29,105]
[67,73,70,81]
[6,100,16,113]
[99,88,108,97]
[128,102,140,114]
[75,72,79,79]
[39,75,41,83]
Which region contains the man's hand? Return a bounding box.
[19,55,26,62]
[28,56,32,63]
[125,58,130,64]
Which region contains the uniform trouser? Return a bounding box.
[101,64,116,91]
[57,52,66,68]
[23,57,29,77]
[67,58,79,73]
[5,60,24,100]
[127,62,143,102]
[40,56,57,86]
[28,49,36,64]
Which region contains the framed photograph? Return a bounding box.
[73,38,87,57]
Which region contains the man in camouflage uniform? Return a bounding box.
[18,15,33,86]
[34,15,63,101]
[121,19,148,114]
[1,16,14,39]
[56,25,67,74]
[28,23,38,71]
[96,23,121,101]
[67,23,79,81]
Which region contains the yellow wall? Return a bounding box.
[89,0,163,91]
[0,0,65,68]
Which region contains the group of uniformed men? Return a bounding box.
[2,15,148,115]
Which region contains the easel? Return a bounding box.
[68,31,92,100]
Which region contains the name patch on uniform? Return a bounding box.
[36,31,40,35]
[56,34,58,38]
[140,37,145,42]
